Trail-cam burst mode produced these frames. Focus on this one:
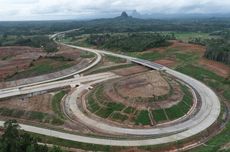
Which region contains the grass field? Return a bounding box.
[87,82,193,126]
[123,107,135,114]
[152,109,168,122]
[88,85,127,118]
[127,51,164,61]
[30,132,114,151]
[87,64,133,75]
[80,51,95,58]
[176,64,229,96]
[6,57,75,81]
[52,91,66,119]
[135,110,151,125]
[176,64,230,152]
[105,55,126,63]
[174,32,210,42]
[110,112,128,121]
[151,84,193,122]
[0,107,64,125]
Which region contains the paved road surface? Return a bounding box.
[0,72,117,99]
[0,31,221,147]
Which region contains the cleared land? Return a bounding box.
[0,93,64,125]
[116,71,170,98]
[85,73,193,126]
[0,45,95,81]
[0,46,45,80]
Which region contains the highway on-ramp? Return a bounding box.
[0,31,221,147]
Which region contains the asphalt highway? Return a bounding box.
[0,31,221,147]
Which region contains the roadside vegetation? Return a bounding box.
[86,33,174,52]
[0,120,64,152]
[204,30,230,64]
[6,57,75,81]
[0,107,64,126]
[52,91,66,119]
[173,32,210,43]
[79,51,95,58]
[0,35,58,53]
[176,65,230,152]
[0,15,229,152]
[86,64,133,75]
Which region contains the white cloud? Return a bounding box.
[0,0,230,20]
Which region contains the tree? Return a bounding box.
[49,146,63,152]
[0,120,63,152]
[2,33,8,39]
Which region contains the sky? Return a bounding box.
[0,0,230,21]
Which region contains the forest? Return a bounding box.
[0,120,63,152]
[86,33,175,52]
[0,16,230,63]
[1,17,230,35]
[204,30,230,64]
[0,35,58,53]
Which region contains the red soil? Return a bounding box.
[199,58,230,78]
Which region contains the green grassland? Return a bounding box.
[87,83,193,126]
[176,64,230,152]
[174,32,210,42]
[52,91,66,119]
[0,107,64,125]
[6,57,75,81]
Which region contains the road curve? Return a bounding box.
[0,44,102,92]
[0,72,118,99]
[0,32,221,147]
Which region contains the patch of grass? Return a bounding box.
[80,51,95,58]
[164,104,185,120]
[191,122,230,152]
[87,93,100,113]
[152,109,167,122]
[28,111,46,121]
[0,107,15,116]
[111,112,128,121]
[127,51,164,61]
[106,102,125,111]
[181,85,193,107]
[165,84,193,120]
[223,90,230,100]
[0,107,64,125]
[174,52,199,62]
[51,117,64,125]
[176,64,229,99]
[105,55,126,63]
[6,58,74,81]
[88,64,133,74]
[135,110,151,125]
[177,64,224,83]
[95,107,113,118]
[123,107,135,114]
[52,91,66,119]
[174,32,210,42]
[176,64,230,151]
[30,132,115,151]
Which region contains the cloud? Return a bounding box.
[0,0,230,20]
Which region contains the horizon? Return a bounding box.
[1,0,230,21]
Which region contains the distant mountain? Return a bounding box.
[121,11,128,18]
[114,11,134,20]
[131,10,142,18]
[128,10,230,19]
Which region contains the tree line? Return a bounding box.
[0,120,63,152]
[0,35,58,53]
[86,33,175,52]
[204,31,230,64]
